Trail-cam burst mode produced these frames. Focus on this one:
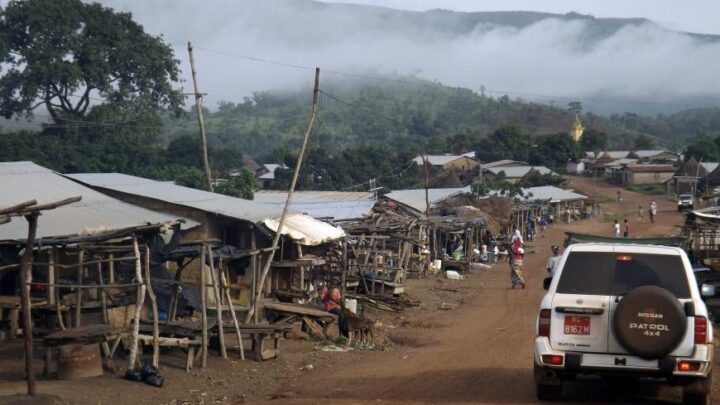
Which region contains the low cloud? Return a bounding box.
[97,0,720,112]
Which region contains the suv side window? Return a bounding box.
[556,252,614,295]
[556,251,691,298]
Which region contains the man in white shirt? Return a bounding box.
[613,220,621,238]
[546,246,562,277]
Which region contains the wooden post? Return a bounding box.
[47,250,55,305]
[74,250,84,327]
[341,239,348,302]
[250,231,258,324]
[168,258,184,322]
[245,67,320,324]
[207,247,227,359]
[218,255,244,360]
[53,249,65,330]
[187,41,213,192]
[108,254,115,283]
[200,245,208,368]
[20,213,38,396]
[97,261,108,325]
[144,247,160,368]
[128,236,147,371]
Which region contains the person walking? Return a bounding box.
[510,230,526,289]
[638,206,644,223]
[614,220,621,238]
[651,200,658,222]
[623,218,630,238]
[546,245,562,278]
[538,216,547,238]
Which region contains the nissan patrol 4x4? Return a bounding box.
[534,243,714,404]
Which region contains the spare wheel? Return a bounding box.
[612,286,687,359]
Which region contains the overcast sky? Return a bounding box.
[322,0,720,35]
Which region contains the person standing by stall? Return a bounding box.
[510,230,526,289]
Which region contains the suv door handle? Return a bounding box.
[555,306,605,315]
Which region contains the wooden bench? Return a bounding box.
[214,323,292,361]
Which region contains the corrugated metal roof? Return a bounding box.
[519,186,588,203]
[0,162,197,242]
[486,166,555,177]
[701,162,719,173]
[412,155,475,166]
[634,150,675,159]
[67,172,283,223]
[385,186,471,213]
[254,190,376,220]
[482,159,528,168]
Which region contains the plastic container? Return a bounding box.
[344,298,358,314]
[433,259,442,270]
[452,251,462,261]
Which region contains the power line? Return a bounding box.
[319,89,406,127]
[195,46,715,109]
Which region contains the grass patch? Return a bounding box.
[593,195,616,204]
[602,212,624,223]
[626,184,666,195]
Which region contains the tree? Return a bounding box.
[476,124,532,162]
[684,137,720,162]
[529,133,581,169]
[580,129,608,153]
[568,101,583,114]
[216,169,256,200]
[473,171,524,198]
[633,134,655,149]
[0,0,183,123]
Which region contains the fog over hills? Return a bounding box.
[95,0,720,114]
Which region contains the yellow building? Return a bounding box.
[571,115,584,142]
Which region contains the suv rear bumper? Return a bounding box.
[534,337,713,380]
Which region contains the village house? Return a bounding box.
[412,154,480,171]
[254,163,288,188]
[672,158,720,194]
[481,159,529,169]
[481,165,556,184]
[621,164,676,186]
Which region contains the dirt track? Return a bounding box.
[0,177,715,405]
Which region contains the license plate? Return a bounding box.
[564,315,591,335]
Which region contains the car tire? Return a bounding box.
[536,383,562,401]
[612,286,687,359]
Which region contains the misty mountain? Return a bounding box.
[94,0,720,115]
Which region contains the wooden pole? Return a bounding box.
[187,41,213,192]
[341,239,348,302]
[20,213,38,396]
[200,245,208,368]
[74,250,84,327]
[251,231,258,324]
[218,255,244,360]
[422,155,430,215]
[245,67,320,323]
[128,236,147,371]
[47,250,55,305]
[53,249,65,330]
[207,247,227,359]
[97,261,108,325]
[144,247,160,368]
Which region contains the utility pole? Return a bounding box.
[245,68,321,323]
[187,41,213,192]
[422,154,430,215]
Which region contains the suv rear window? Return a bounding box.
[556,252,691,298]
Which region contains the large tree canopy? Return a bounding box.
[0,0,183,123]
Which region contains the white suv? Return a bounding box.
[534,243,714,404]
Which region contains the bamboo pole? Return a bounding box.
[245,67,320,324]
[20,213,38,396]
[128,236,147,371]
[53,249,65,330]
[74,250,84,327]
[218,255,244,360]
[200,245,208,368]
[207,247,227,359]
[144,247,160,368]
[187,41,213,192]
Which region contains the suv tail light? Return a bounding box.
[694,317,707,344]
[539,309,551,337]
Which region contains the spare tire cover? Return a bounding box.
[612,286,687,359]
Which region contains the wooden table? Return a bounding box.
[0,295,46,339]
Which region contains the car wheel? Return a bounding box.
[537,383,562,401]
[682,393,709,405]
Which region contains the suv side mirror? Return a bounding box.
[543,277,553,290]
[701,283,716,298]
